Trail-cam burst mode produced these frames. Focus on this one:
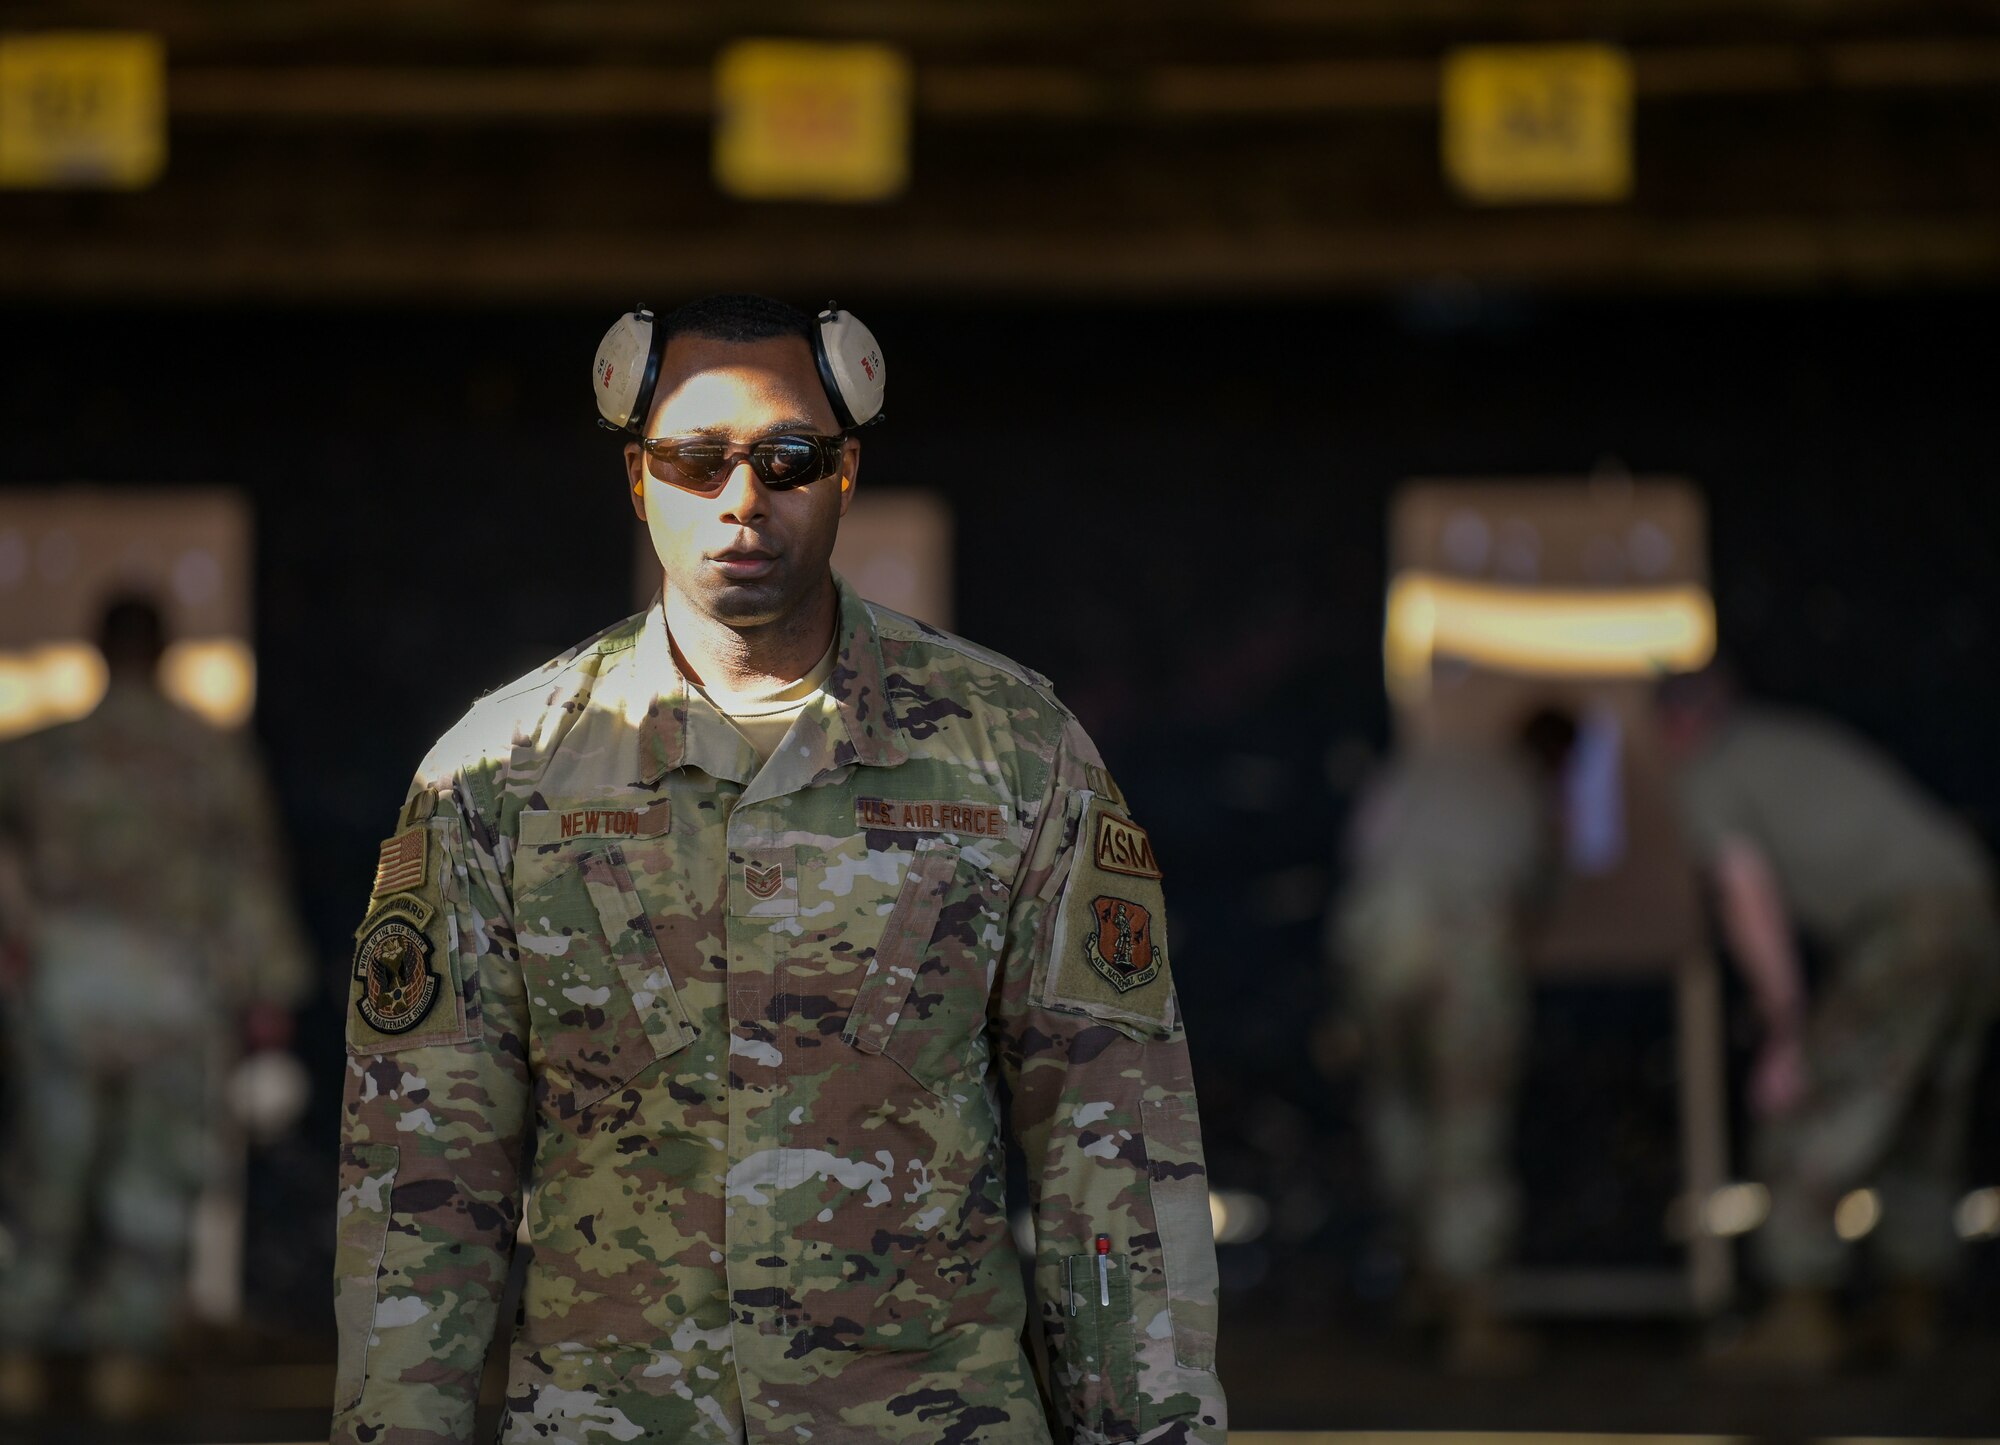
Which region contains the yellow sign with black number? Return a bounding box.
[713,39,910,203]
[0,31,164,189]
[1442,44,1632,204]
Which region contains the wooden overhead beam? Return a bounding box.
[160,40,2000,124]
[4,0,1988,59]
[3,216,1994,300]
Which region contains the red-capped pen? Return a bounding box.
[1095,1233,1111,1307]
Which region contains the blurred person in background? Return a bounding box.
[0,595,311,1419]
[1658,662,2000,1371]
[1328,706,1577,1372]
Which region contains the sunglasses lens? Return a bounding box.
[752,438,824,487]
[648,444,730,491]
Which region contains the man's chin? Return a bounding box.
[688,571,795,627]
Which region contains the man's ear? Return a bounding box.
[837,438,861,518]
[624,444,647,521]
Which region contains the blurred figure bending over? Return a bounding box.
[0,597,311,1419]
[1330,707,1576,1372]
[1658,664,1999,1371]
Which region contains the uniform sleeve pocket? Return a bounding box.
[1141,1092,1220,1370]
[332,1140,399,1412]
[1056,1249,1141,1435]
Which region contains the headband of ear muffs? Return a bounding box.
[592,303,886,435]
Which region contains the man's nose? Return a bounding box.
[717,460,768,524]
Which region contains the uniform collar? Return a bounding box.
[634,572,909,787]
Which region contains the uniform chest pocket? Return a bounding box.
[841,838,1010,1095]
[514,840,697,1119]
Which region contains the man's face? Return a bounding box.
[625,333,858,629]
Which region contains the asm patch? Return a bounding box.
[1093,811,1162,880]
[353,897,440,1036]
[1085,895,1163,993]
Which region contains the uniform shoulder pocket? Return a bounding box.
[843,837,1010,1094]
[513,823,697,1118]
[332,1139,399,1411]
[1038,793,1179,1040]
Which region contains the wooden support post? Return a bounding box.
[1676,947,1733,1314]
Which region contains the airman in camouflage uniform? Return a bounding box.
[1329,712,1573,1371]
[1660,668,1999,1369]
[332,297,1226,1444]
[0,597,311,1409]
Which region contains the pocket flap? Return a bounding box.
[843,839,962,1055]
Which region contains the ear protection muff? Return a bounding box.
[811,305,885,431]
[592,307,661,433]
[592,302,886,435]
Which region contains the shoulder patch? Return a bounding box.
[353,898,440,1036]
[371,827,427,898]
[1082,762,1126,806]
[1040,793,1178,1038]
[348,815,474,1055]
[1092,810,1161,880]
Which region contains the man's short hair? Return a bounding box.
[1515,705,1579,775]
[97,592,167,668]
[659,294,814,350]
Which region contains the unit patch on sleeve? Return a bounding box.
[352,893,441,1036]
[1085,895,1163,992]
[1092,810,1162,880]
[856,797,1010,838]
[1041,794,1178,1037]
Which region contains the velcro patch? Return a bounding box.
[353,895,440,1036]
[372,827,427,898]
[1092,810,1162,880]
[519,802,671,846]
[1041,794,1177,1038]
[856,797,1010,838]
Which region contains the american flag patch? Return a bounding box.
[372,827,428,898]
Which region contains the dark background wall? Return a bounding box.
[4,289,1997,1318]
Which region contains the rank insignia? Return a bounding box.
[1084,895,1163,993]
[353,898,440,1035]
[744,860,785,900]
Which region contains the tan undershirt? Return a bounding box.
[690,637,839,768]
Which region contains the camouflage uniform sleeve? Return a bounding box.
[332,760,531,1445]
[993,718,1227,1445]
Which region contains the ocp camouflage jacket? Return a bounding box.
[333,577,1227,1445]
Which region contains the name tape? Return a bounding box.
[519,803,672,846]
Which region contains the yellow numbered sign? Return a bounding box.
[714,40,910,202]
[1442,44,1631,205]
[0,31,165,189]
